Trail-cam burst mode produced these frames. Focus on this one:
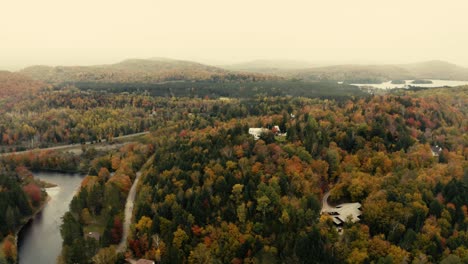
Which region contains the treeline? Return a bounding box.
[68,80,366,98]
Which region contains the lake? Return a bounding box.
[17,172,84,264]
[351,79,468,89]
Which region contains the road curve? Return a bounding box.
[321,191,333,214]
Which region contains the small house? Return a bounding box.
[85,231,101,241]
[431,145,442,157]
[323,203,362,226]
[248,128,270,140]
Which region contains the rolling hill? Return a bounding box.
[220,59,316,75]
[399,60,468,80]
[19,58,274,84]
[221,60,468,83]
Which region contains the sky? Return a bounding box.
[1,0,468,70]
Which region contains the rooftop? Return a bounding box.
[85,231,101,241]
[431,145,442,156]
[324,202,362,225]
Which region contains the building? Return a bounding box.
[249,126,286,140]
[431,145,442,157]
[248,128,270,140]
[84,231,100,241]
[323,203,362,226]
[271,125,281,135]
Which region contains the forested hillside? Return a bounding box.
[224,60,468,83]
[19,59,273,84]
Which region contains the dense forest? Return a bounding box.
[120,87,467,263]
[0,79,363,153]
[68,80,364,99]
[0,75,466,263]
[0,71,45,99]
[54,86,467,263]
[0,164,50,263]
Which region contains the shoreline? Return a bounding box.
[11,192,52,264]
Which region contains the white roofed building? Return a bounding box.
[323,203,362,226]
[249,128,270,140]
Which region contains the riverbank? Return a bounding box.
[17,172,85,264]
[0,191,51,264]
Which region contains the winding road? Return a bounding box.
[321,190,333,214]
[117,171,143,253]
[117,155,154,253]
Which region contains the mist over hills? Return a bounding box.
[13,58,468,87]
[398,60,468,80]
[221,59,468,83]
[19,58,273,84]
[220,59,317,75]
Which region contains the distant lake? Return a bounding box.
[351,80,468,89]
[17,172,84,264]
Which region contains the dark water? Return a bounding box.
[17,172,84,264]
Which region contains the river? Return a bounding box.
[351,79,468,89]
[17,172,84,264]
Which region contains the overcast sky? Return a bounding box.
[1,0,468,70]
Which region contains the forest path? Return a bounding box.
[117,154,154,253]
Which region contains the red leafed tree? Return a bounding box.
[3,238,17,261]
[128,239,142,258]
[16,166,33,179]
[23,183,42,206]
[191,225,202,236]
[111,216,123,244]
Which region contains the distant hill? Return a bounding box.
[20,58,274,84]
[296,61,468,83]
[399,60,468,80]
[0,71,45,99]
[223,60,468,83]
[221,59,316,75]
[18,58,468,86]
[292,64,413,83]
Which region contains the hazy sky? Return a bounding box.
[2,0,468,70]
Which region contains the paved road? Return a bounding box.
[0,131,149,157]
